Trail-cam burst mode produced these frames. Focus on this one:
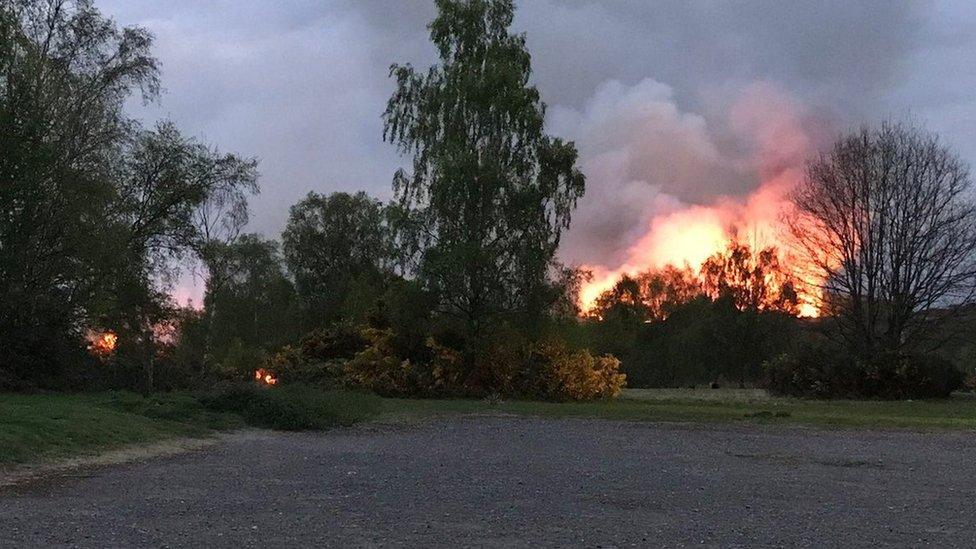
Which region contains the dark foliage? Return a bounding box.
[763,343,964,399]
[0,1,257,390]
[383,0,585,339]
[282,191,394,328]
[198,382,382,430]
[583,295,803,388]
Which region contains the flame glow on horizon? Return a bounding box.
[577,169,822,318]
[566,80,829,319]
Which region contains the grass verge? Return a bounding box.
[0,392,238,466]
[199,383,384,430]
[0,385,384,467]
[4,386,975,468]
[379,388,976,430]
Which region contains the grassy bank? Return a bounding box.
[0,386,384,467]
[0,392,236,465]
[4,386,975,468]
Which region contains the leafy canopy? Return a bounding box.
[383,0,585,333]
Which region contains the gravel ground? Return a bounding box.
[2,416,975,548]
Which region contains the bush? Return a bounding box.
[763,346,964,399]
[871,353,963,399]
[339,327,625,401]
[516,339,626,401]
[341,328,417,397]
[762,350,839,399]
[266,344,342,387]
[198,382,382,430]
[966,369,976,393]
[300,323,368,363]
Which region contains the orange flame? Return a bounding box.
[578,176,823,317]
[572,81,828,318]
[254,368,278,386]
[87,330,118,358]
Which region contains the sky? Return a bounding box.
[97,0,976,300]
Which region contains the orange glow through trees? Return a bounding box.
[87,330,118,358]
[578,177,823,317]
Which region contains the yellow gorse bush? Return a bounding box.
[527,339,626,401]
[300,326,626,401]
[342,328,415,396]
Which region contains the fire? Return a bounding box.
[568,80,833,319]
[87,330,118,358]
[254,368,278,386]
[578,177,823,317]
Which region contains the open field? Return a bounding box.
[3,416,976,547]
[3,388,976,469]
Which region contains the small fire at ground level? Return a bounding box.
[255,368,278,386]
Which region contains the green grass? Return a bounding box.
[0,392,240,466]
[0,386,386,467]
[4,386,975,468]
[378,388,976,430]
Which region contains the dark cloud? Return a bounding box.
[516,0,930,113]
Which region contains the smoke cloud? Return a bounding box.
[552,79,825,268]
[94,0,976,306]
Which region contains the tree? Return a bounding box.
[204,234,300,363]
[639,265,703,320]
[0,0,158,386]
[699,241,799,315]
[282,191,393,326]
[101,122,257,393]
[0,1,258,389]
[592,275,647,325]
[590,265,701,324]
[789,122,976,359]
[383,0,585,337]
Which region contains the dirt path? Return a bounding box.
[2,417,975,547]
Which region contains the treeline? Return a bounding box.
[582,120,976,397]
[1,0,624,401]
[0,1,257,390]
[5,1,976,401]
[182,0,624,401]
[576,242,804,388]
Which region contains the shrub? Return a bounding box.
[342,328,416,397]
[427,336,472,396]
[199,382,382,430]
[256,323,372,388]
[517,338,626,401]
[267,344,342,387]
[337,326,625,401]
[763,347,964,399]
[300,323,368,363]
[762,352,836,399]
[873,353,963,399]
[966,369,976,393]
